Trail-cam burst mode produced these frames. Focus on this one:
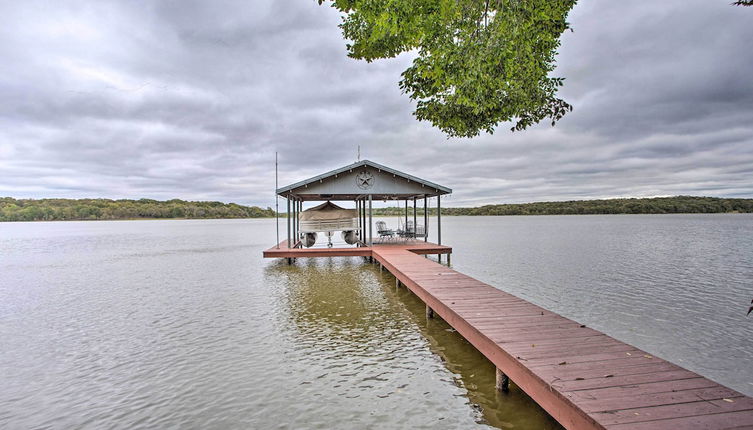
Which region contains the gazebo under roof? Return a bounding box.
[276,160,451,250]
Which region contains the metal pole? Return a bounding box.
[437,194,441,246]
[404,199,408,232]
[286,197,291,249]
[275,152,279,249]
[368,194,373,247]
[424,196,428,242]
[297,200,301,242]
[413,197,417,240]
[291,196,295,246]
[363,198,367,244]
[297,200,302,244]
[356,199,360,244]
[359,198,369,245]
[358,198,362,244]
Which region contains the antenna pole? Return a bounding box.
[275,152,279,249]
[357,145,360,162]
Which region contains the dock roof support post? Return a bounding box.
[404,199,408,233]
[297,200,301,241]
[368,194,373,247]
[361,197,366,245]
[298,200,302,240]
[423,196,428,242]
[286,196,291,249]
[356,199,360,244]
[413,197,417,240]
[292,197,296,247]
[437,195,441,245]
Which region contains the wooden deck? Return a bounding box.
[264,242,753,429]
[262,240,451,259]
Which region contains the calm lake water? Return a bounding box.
[1,214,752,429]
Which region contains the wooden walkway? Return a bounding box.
[264,242,753,429]
[262,240,451,259]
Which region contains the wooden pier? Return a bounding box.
[264,242,753,429]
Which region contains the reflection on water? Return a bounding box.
[268,258,561,429]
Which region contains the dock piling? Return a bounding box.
[495,368,509,393]
[426,304,434,319]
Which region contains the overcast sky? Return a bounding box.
[1,0,752,207]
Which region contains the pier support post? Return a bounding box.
[396,278,400,288]
[447,253,451,265]
[426,305,434,319]
[286,197,291,249]
[413,197,417,241]
[495,368,510,393]
[292,197,296,245]
[437,194,441,245]
[368,194,373,247]
[423,196,428,242]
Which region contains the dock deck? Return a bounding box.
[264,242,753,429]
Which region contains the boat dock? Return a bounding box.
[264,241,753,429]
[267,159,753,429]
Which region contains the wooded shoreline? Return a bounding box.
[1,196,751,222]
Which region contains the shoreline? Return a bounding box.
[1,211,751,223]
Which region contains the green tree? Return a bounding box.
[320,0,577,137]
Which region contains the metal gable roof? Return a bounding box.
[276,160,452,196]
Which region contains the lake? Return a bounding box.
[1,214,752,429]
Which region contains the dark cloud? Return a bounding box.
[1,0,752,207]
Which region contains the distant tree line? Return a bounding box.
[373,196,753,216]
[0,198,275,222]
[3,196,752,222]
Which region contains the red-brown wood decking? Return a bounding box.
[264,243,753,429]
[262,240,451,259]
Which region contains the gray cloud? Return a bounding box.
[1,0,752,207]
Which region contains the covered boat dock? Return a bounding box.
[263,160,753,429]
[273,159,451,257]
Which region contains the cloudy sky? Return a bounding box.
[1,0,752,207]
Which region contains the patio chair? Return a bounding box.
[413,224,426,240]
[397,220,414,239]
[398,221,426,241]
[376,221,395,241]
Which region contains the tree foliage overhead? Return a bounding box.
[320,0,577,137]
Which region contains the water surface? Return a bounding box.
[2,214,752,429]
